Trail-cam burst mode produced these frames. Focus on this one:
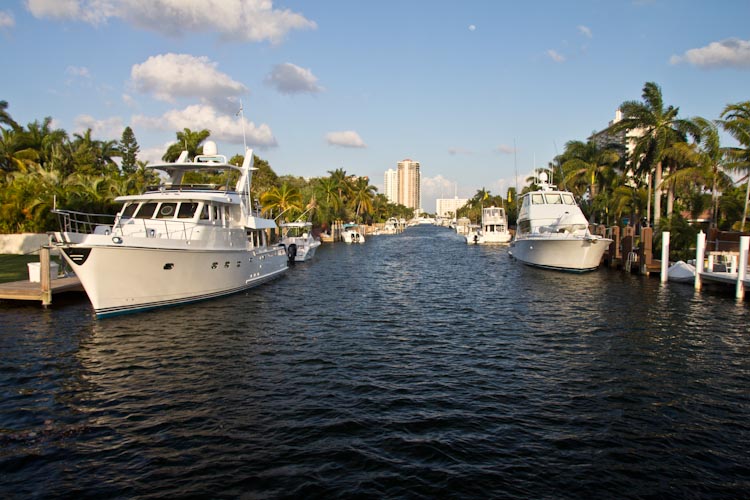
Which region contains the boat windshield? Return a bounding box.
[545,194,562,204]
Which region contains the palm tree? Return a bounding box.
[260,182,303,221]
[162,128,211,161]
[0,100,19,130]
[561,140,621,222]
[350,176,376,222]
[661,117,731,228]
[315,176,342,224]
[609,82,698,226]
[718,101,750,231]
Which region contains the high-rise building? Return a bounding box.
[397,159,420,211]
[384,168,398,204]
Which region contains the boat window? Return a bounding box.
[177,202,198,219]
[562,194,576,205]
[121,203,138,218]
[545,193,562,204]
[200,203,210,220]
[135,202,158,218]
[156,202,177,218]
[532,194,545,205]
[211,205,220,221]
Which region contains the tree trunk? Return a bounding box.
[646,172,652,226]
[711,168,718,229]
[653,161,662,226]
[666,182,675,219]
[742,175,750,232]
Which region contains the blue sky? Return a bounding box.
[2,0,750,211]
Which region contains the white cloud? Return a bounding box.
[66,66,90,78]
[670,38,750,69]
[468,24,476,32]
[577,25,592,38]
[26,0,316,43]
[547,49,565,63]
[74,114,124,139]
[496,144,516,155]
[26,0,114,25]
[131,53,247,107]
[133,104,277,148]
[0,10,15,29]
[265,63,323,94]
[448,147,473,155]
[325,131,366,148]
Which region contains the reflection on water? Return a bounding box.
[1,225,749,498]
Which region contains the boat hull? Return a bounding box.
[59,243,287,317]
[509,236,611,272]
[466,232,512,245]
[293,241,321,262]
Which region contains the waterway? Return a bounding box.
[1,225,749,498]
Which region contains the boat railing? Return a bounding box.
[144,184,237,193]
[54,209,116,235]
[54,209,198,240]
[117,218,198,240]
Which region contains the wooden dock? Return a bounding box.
[0,246,83,306]
[0,276,83,305]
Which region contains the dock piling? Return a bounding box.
[661,231,670,283]
[695,231,705,290]
[737,236,749,300]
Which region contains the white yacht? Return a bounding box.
[279,220,321,262]
[466,206,512,245]
[509,172,611,272]
[342,223,365,244]
[53,142,288,317]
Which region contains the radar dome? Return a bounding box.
[538,171,548,182]
[203,141,218,156]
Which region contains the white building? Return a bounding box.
[436,197,468,218]
[384,168,398,204]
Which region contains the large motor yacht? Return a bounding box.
[53,142,288,317]
[466,206,512,245]
[509,172,611,272]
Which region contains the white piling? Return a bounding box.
[661,231,670,284]
[695,231,705,291]
[737,236,749,300]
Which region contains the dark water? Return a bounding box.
[2,225,749,499]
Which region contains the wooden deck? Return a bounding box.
[0,276,83,305]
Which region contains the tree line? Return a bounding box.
[0,101,413,234]
[459,82,750,240]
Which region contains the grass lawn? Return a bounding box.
[0,254,62,283]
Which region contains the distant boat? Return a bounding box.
[509,171,611,272]
[279,221,321,262]
[52,141,288,317]
[466,206,512,245]
[342,223,365,244]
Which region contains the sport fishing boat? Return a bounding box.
[466,206,512,245]
[279,220,321,262]
[52,141,288,317]
[509,171,611,272]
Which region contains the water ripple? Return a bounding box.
[1,225,749,498]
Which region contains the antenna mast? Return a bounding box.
[238,99,247,152]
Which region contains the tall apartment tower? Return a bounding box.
[397,159,420,212]
[384,168,398,204]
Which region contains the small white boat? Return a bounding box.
[667,260,696,283]
[382,217,400,235]
[342,223,365,244]
[279,221,321,262]
[509,171,611,272]
[52,141,288,317]
[466,206,512,245]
